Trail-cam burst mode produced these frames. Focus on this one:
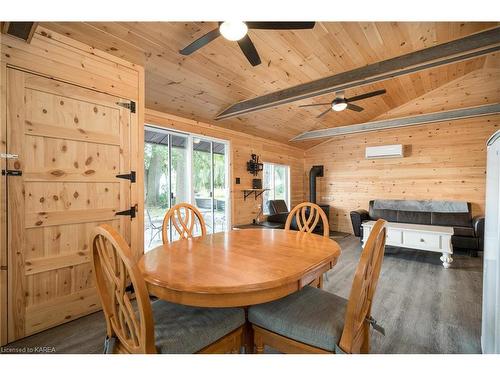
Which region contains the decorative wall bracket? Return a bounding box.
[243,189,269,201]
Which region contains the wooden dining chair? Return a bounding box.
[285,202,330,287]
[285,202,330,237]
[248,219,387,354]
[91,224,245,354]
[162,202,207,243]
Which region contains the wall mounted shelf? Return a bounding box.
[242,189,269,201]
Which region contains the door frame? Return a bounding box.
[5,68,136,342]
[143,124,231,243]
[1,61,8,346]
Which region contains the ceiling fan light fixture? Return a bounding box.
[219,21,248,41]
[332,98,348,112]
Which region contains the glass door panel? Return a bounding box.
[144,129,170,250]
[169,133,189,241]
[192,138,214,234]
[213,141,228,233]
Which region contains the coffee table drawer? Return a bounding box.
[386,228,403,245]
[403,231,441,249]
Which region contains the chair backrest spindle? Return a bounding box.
[285,202,329,237]
[162,203,207,243]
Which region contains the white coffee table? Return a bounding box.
[362,221,454,268]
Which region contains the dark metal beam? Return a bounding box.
[215,27,500,120]
[290,104,500,141]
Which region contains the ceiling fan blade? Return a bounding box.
[179,28,221,55]
[237,35,261,66]
[347,103,364,112]
[298,103,331,108]
[317,108,332,118]
[347,89,387,103]
[246,22,316,30]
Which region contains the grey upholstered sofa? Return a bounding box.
[350,200,485,256]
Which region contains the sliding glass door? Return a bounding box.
[144,126,229,250]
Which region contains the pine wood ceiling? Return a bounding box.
[42,22,498,148]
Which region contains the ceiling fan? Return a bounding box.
[179,22,316,67]
[299,89,387,118]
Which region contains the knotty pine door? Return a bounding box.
[6,69,133,342]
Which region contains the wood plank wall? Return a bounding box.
[144,110,305,226]
[304,116,500,233]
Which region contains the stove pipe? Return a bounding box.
[309,165,324,204]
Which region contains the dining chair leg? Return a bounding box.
[255,333,264,354]
[361,322,370,354]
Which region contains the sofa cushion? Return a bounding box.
[431,211,471,227]
[397,211,431,225]
[452,236,479,250]
[152,300,245,354]
[369,208,399,222]
[248,286,347,352]
[453,226,475,237]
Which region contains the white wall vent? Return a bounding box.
[365,144,404,159]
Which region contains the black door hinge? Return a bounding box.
[116,171,136,183]
[116,101,136,113]
[116,206,136,219]
[2,170,22,176]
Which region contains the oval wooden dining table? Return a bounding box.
[138,228,341,308]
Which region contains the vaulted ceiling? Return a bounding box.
[42,22,499,148]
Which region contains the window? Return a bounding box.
[263,163,290,215]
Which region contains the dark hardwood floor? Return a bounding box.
[325,235,483,354]
[1,235,483,354]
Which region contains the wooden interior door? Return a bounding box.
[6,69,134,342]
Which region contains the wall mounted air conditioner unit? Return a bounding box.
[365,144,404,159]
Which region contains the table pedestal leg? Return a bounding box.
[440,253,453,269]
[243,308,254,354]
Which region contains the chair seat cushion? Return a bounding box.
[152,300,245,353]
[248,286,348,352]
[452,226,474,237]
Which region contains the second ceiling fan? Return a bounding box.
[299,89,387,118]
[179,22,316,67]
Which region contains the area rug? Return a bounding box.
[329,231,350,240]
